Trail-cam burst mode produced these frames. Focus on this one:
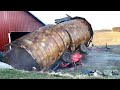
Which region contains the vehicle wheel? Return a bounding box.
[79,44,88,54]
[61,51,71,63]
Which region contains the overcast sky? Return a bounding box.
[29,11,120,30]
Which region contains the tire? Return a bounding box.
[61,51,71,63]
[79,44,88,54]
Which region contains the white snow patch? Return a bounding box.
[0,62,14,69]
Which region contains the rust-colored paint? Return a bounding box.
[0,11,45,51]
[4,17,93,71]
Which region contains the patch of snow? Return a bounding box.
[0,62,14,69]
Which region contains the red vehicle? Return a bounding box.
[60,51,83,67]
[50,44,88,71]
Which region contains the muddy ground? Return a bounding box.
[54,31,120,78]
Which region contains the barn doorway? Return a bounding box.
[8,32,30,50]
[9,32,30,42]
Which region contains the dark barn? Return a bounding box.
[0,11,45,51]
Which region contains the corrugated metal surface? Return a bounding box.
[0,11,45,51]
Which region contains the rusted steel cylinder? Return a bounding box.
[3,17,93,71]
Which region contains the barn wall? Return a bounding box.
[0,11,45,51]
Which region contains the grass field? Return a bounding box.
[1,68,120,79]
[92,31,120,46]
[92,31,120,54]
[0,69,104,79]
[0,69,71,79]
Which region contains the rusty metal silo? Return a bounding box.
[3,16,93,71]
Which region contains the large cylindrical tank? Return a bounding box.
[3,17,93,71]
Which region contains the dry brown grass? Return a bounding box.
[112,27,120,32]
[92,31,120,46]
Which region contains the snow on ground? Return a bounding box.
[0,61,14,69]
